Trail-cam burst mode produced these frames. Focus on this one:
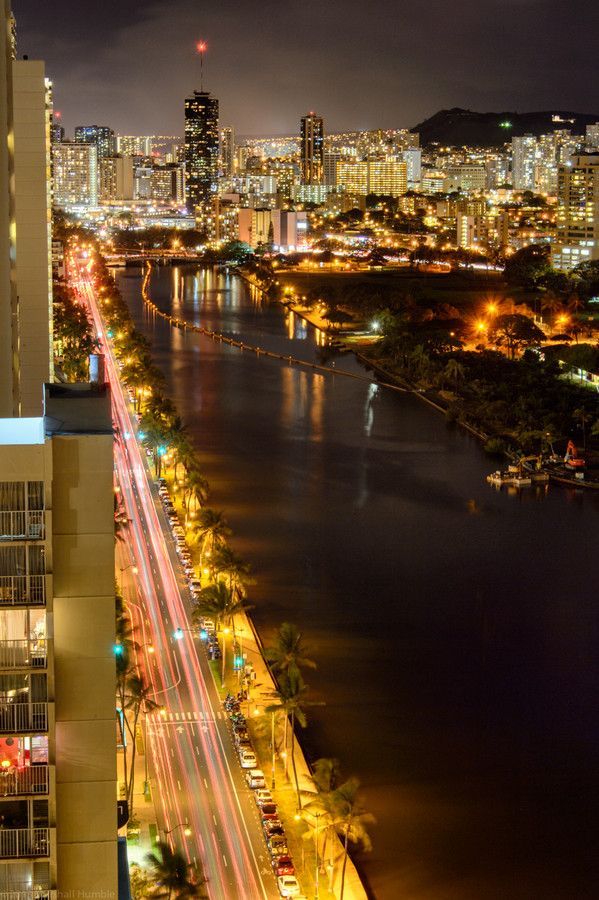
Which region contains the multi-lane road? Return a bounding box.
[72,257,280,900]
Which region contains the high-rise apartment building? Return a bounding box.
[401,148,422,188]
[0,383,117,900]
[184,90,219,215]
[99,156,134,203]
[116,135,152,157]
[336,157,407,196]
[0,3,53,418]
[52,143,98,208]
[511,135,537,190]
[553,153,599,270]
[220,126,235,177]
[74,125,115,160]
[585,123,599,151]
[50,124,63,144]
[300,113,324,184]
[150,164,185,205]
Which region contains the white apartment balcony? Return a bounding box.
[0,893,56,900]
[0,766,49,798]
[0,514,44,543]
[0,830,49,860]
[0,643,47,671]
[0,580,46,609]
[0,703,47,736]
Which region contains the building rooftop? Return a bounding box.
[0,416,45,445]
[44,383,113,436]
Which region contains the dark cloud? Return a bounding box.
[12,0,599,136]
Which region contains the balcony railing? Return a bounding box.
[0,578,46,608]
[0,642,47,670]
[0,703,48,735]
[0,765,49,797]
[0,829,50,859]
[0,893,55,900]
[0,512,44,542]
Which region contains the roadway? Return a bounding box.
[70,256,280,900]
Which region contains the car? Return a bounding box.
[239,747,257,769]
[245,769,265,789]
[260,803,278,821]
[277,875,301,897]
[272,855,295,877]
[268,835,289,857]
[254,788,273,807]
[189,579,201,592]
[234,729,249,745]
[263,820,284,838]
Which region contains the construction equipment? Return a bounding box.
[564,440,585,469]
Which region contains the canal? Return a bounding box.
[118,264,599,900]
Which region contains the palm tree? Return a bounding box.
[266,672,323,809]
[265,622,316,681]
[183,470,209,522]
[304,757,343,870]
[124,673,159,815]
[195,508,231,564]
[443,358,465,390]
[212,545,254,600]
[145,842,205,900]
[331,778,375,899]
[192,581,253,685]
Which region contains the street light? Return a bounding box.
[164,821,192,838]
[119,562,138,594]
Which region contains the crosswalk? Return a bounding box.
[151,709,223,724]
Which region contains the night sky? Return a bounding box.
[13,0,599,137]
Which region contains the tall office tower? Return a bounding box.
[184,90,219,215]
[0,1,53,418]
[300,112,324,184]
[323,151,341,186]
[0,384,118,900]
[553,153,599,270]
[116,135,152,157]
[50,123,63,144]
[586,123,599,151]
[401,148,422,188]
[99,156,134,202]
[511,134,537,190]
[74,125,115,159]
[52,143,98,207]
[220,126,235,177]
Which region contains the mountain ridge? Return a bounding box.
[411,107,599,147]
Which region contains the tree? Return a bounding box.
[503,243,551,290]
[443,358,465,389]
[183,469,209,522]
[266,672,322,809]
[192,581,252,685]
[489,313,545,358]
[331,778,375,900]
[195,508,231,564]
[146,842,205,900]
[265,622,316,681]
[212,545,254,601]
[124,674,159,815]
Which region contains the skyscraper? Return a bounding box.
[0,0,52,418]
[511,135,537,190]
[52,143,98,207]
[220,126,235,177]
[553,153,599,270]
[300,112,324,184]
[184,90,219,214]
[74,125,115,159]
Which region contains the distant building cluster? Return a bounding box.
[49,73,599,269]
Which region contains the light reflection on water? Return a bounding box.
[120,264,599,900]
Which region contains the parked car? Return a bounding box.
[254,789,273,808]
[245,769,265,789]
[260,803,279,821]
[268,834,289,857]
[277,875,301,897]
[234,729,249,745]
[272,855,295,877]
[263,821,284,838]
[239,748,257,769]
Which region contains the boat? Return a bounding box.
[486,471,514,486]
[512,475,532,487]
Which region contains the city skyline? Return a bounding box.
[13,0,599,136]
